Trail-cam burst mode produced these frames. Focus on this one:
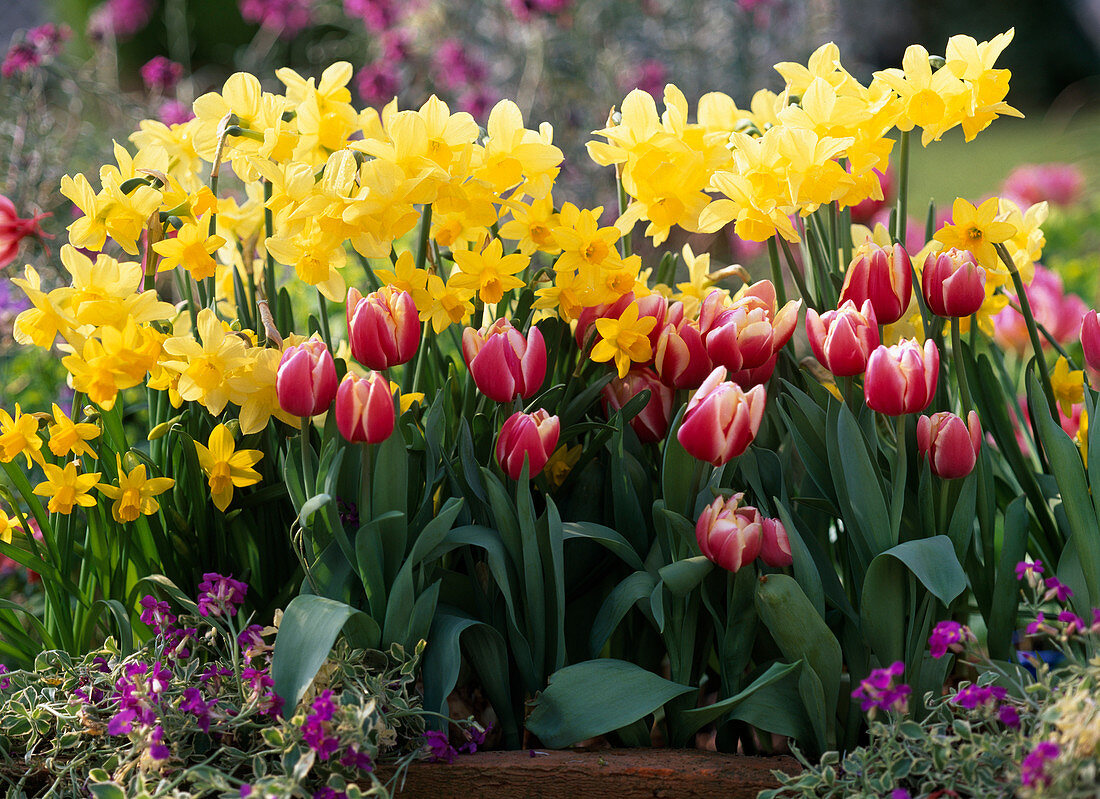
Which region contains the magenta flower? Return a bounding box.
[1043,576,1073,603]
[141,56,184,92]
[302,689,340,760]
[951,683,1006,710]
[851,661,910,715]
[1020,741,1060,789]
[239,0,314,37]
[0,664,9,690]
[1016,559,1044,581]
[928,620,972,659]
[197,573,248,617]
[424,729,458,763]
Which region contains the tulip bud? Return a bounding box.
[677,366,767,466]
[701,282,800,380]
[276,337,338,417]
[695,493,762,573]
[759,517,793,568]
[654,309,712,390]
[839,242,913,325]
[462,319,547,403]
[346,285,421,370]
[1082,310,1100,374]
[864,339,939,416]
[921,248,985,318]
[601,367,674,444]
[335,372,395,444]
[805,300,880,377]
[916,410,981,479]
[496,409,560,481]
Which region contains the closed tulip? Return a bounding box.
[462,319,547,403]
[805,300,880,376]
[839,242,913,325]
[496,409,560,481]
[759,517,793,568]
[335,372,395,444]
[677,367,766,466]
[654,304,712,390]
[917,411,982,479]
[696,493,763,573]
[346,285,421,370]
[700,283,801,376]
[864,338,939,416]
[921,248,985,318]
[276,337,338,417]
[1081,310,1100,374]
[601,367,674,444]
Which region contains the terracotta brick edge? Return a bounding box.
[384,749,798,798]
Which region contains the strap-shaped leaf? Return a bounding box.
[680,660,800,734]
[526,659,694,748]
[590,571,658,656]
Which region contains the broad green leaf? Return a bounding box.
[987,497,1029,660]
[662,406,696,516]
[590,571,658,656]
[272,594,379,714]
[298,493,331,526]
[526,659,694,748]
[561,521,644,571]
[680,660,800,733]
[774,500,824,619]
[658,556,714,596]
[836,404,892,554]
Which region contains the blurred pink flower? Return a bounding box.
[458,87,496,121]
[433,40,487,92]
[0,195,51,267]
[619,59,666,97]
[87,0,154,41]
[357,62,401,107]
[239,0,314,37]
[141,56,184,93]
[344,0,401,33]
[158,100,194,126]
[1002,163,1085,208]
[993,264,1086,353]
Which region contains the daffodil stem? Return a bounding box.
[263,180,279,332]
[827,203,840,275]
[894,130,910,245]
[996,242,1057,415]
[951,316,973,413]
[767,237,786,306]
[616,169,632,259]
[415,204,433,273]
[316,290,332,349]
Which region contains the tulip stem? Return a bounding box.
[995,242,1057,415]
[889,414,907,540]
[300,416,313,497]
[411,325,430,395]
[767,237,787,307]
[359,443,373,523]
[894,130,910,245]
[951,316,973,413]
[316,290,332,349]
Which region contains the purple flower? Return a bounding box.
[0,664,9,690]
[432,40,486,92]
[197,573,248,617]
[340,744,374,771]
[1020,740,1060,788]
[312,789,346,799]
[86,0,154,41]
[458,87,496,122]
[181,687,214,733]
[998,704,1020,728]
[619,59,666,98]
[108,707,137,735]
[1016,559,1043,580]
[27,24,70,57]
[239,0,314,37]
[851,661,910,715]
[148,724,170,761]
[1058,610,1086,635]
[238,624,269,663]
[343,0,400,33]
[158,100,195,126]
[951,683,1006,710]
[357,62,400,107]
[1,43,40,79]
[1027,611,1048,636]
[141,56,184,93]
[1044,576,1073,602]
[928,620,971,659]
[139,595,177,634]
[302,689,340,760]
[890,790,910,799]
[424,729,458,763]
[460,722,492,754]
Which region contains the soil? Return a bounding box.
[387,748,796,798]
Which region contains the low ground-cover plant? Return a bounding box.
[0,576,456,798]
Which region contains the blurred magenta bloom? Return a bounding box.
[993,264,1086,353]
[87,0,154,40]
[141,56,184,93]
[357,62,401,107]
[239,0,314,37]
[1002,163,1085,208]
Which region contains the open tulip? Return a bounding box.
[864,338,939,416]
[496,409,560,481]
[759,517,793,568]
[346,285,420,370]
[917,411,982,479]
[805,299,879,376]
[276,337,338,417]
[839,242,913,325]
[335,372,395,444]
[696,493,762,573]
[921,248,985,318]
[601,367,674,444]
[654,304,712,390]
[700,283,801,378]
[1081,310,1100,374]
[462,318,547,403]
[677,366,766,466]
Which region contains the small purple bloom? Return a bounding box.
[951,683,1006,710]
[851,661,910,715]
[1044,576,1073,602]
[108,708,136,735]
[148,724,170,761]
[998,704,1020,728]
[1016,559,1043,580]
[340,744,374,771]
[357,62,400,107]
[141,56,184,92]
[424,729,458,763]
[1027,611,1047,636]
[197,573,248,617]
[0,664,9,690]
[928,620,970,659]
[460,722,492,754]
[890,790,910,799]
[239,0,314,37]
[139,595,176,634]
[181,687,214,733]
[1020,740,1060,788]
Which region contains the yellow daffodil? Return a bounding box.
[33,462,101,515]
[450,238,529,305]
[0,509,19,544]
[161,309,251,416]
[420,274,475,334]
[0,405,44,468]
[499,193,561,255]
[374,251,431,311]
[545,443,583,489]
[194,424,263,512]
[933,198,1017,270]
[97,455,175,523]
[46,404,100,461]
[1051,357,1084,418]
[153,221,226,280]
[591,302,657,378]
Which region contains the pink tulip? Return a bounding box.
[677,366,767,466]
[346,285,421,370]
[839,242,913,325]
[654,304,712,390]
[1082,310,1100,374]
[695,493,763,573]
[462,319,547,403]
[335,372,395,444]
[864,338,939,416]
[759,517,793,568]
[921,248,985,318]
[496,409,560,481]
[601,367,674,444]
[0,195,49,268]
[993,265,1086,353]
[805,299,880,377]
[917,411,982,479]
[576,291,668,355]
[276,337,338,417]
[700,283,801,379]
